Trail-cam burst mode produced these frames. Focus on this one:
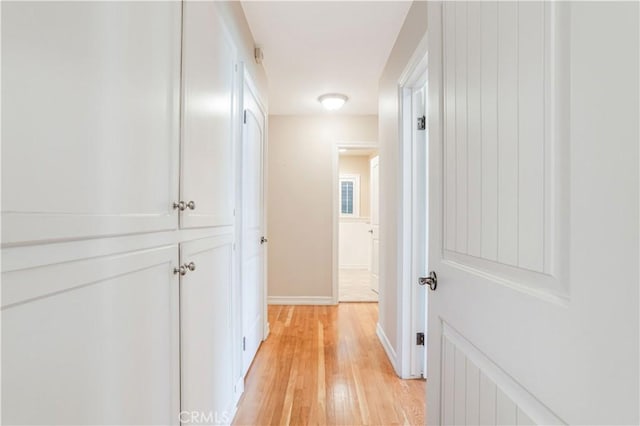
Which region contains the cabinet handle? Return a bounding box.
[173,265,187,276]
[186,201,196,210]
[184,262,196,272]
[173,201,186,211]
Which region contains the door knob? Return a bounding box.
[186,201,196,210]
[260,236,268,244]
[173,265,187,276]
[173,201,186,211]
[419,271,437,291]
[184,262,196,272]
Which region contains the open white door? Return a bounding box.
[427,2,638,425]
[241,80,266,376]
[370,156,380,293]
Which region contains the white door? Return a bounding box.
[180,236,235,423]
[411,84,427,378]
[370,156,380,293]
[427,2,638,425]
[180,1,237,229]
[241,82,266,375]
[1,2,181,244]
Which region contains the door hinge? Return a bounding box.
[243,109,247,124]
[417,115,426,130]
[416,332,425,346]
[242,336,246,351]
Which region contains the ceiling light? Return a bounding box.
[318,93,348,111]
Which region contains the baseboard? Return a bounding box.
[376,322,398,372]
[338,264,370,270]
[267,296,335,305]
[232,375,244,406]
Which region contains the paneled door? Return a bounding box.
[370,156,380,293]
[427,2,638,425]
[241,82,266,375]
[1,2,182,244]
[180,236,235,423]
[180,2,238,229]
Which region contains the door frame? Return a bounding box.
[332,142,379,305]
[397,33,429,379]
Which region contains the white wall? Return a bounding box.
[377,1,428,369]
[267,115,377,302]
[339,219,371,269]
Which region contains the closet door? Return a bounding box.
[1,2,182,244]
[180,236,236,422]
[2,245,180,424]
[180,2,237,229]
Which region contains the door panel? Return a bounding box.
[1,2,182,244]
[2,246,180,425]
[180,2,237,229]
[241,84,266,375]
[370,156,380,293]
[180,236,235,421]
[428,2,638,424]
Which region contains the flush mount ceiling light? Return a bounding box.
[318,93,348,111]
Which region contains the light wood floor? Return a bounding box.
[233,303,425,426]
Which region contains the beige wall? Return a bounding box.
[378,1,427,364]
[339,155,373,219]
[267,115,378,299]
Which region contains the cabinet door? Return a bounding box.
[1,245,180,424]
[1,2,182,245]
[180,2,237,229]
[180,236,235,422]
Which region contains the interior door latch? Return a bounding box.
[418,271,437,291]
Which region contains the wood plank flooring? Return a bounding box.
[233,303,425,425]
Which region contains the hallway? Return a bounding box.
[233,304,424,425]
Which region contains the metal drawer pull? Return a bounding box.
[186,201,196,210]
[173,265,187,276]
[184,262,196,272]
[173,201,186,211]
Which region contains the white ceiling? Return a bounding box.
[241,1,412,115]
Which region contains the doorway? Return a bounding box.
[333,146,379,303]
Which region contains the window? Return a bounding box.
[339,175,360,217]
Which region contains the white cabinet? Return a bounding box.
[180,236,236,421]
[1,245,180,424]
[2,1,245,423]
[1,2,182,244]
[180,2,237,229]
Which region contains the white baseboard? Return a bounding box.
[263,321,270,339]
[232,375,244,406]
[376,322,398,373]
[338,264,370,270]
[267,296,335,305]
